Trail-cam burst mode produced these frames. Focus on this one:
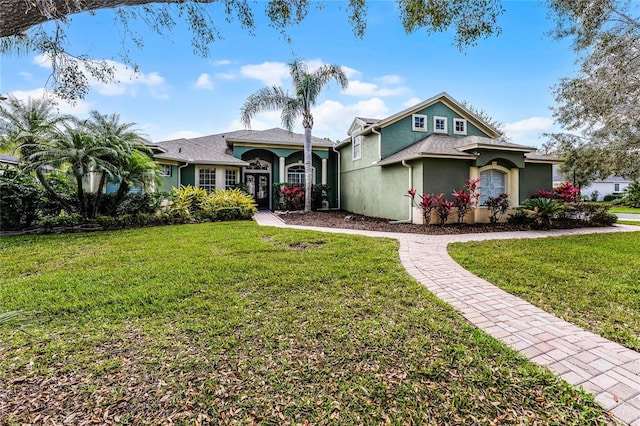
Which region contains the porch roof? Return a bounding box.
[376,134,549,166]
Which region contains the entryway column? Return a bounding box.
[510,168,520,206]
[321,158,327,185]
[279,157,285,183]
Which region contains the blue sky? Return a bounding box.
[1,1,577,147]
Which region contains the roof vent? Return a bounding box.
[178,148,182,153]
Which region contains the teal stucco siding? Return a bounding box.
[381,103,489,158]
[519,163,553,203]
[158,165,179,193]
[422,158,472,200]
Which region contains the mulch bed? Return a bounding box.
[276,210,532,235]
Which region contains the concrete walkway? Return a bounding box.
[254,211,640,425]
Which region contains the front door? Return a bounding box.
[245,173,270,209]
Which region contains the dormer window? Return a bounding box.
[434,116,447,134]
[412,114,427,132]
[454,118,467,135]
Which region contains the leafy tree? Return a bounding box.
[0,95,76,211]
[0,165,42,230]
[1,0,504,100]
[83,110,153,217]
[546,1,640,181]
[241,60,348,212]
[25,123,119,218]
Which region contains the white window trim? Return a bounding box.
[352,135,362,160]
[196,166,217,191]
[434,116,448,134]
[453,118,467,135]
[285,162,316,184]
[160,164,172,177]
[225,169,238,188]
[412,114,428,132]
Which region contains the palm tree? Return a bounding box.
[0,95,75,211]
[241,60,348,212]
[83,111,154,217]
[26,123,119,218]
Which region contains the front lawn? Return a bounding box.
[449,232,640,351]
[0,223,613,424]
[609,206,640,214]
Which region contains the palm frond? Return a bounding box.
[240,86,300,129]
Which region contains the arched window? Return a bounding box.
[286,164,315,185]
[479,169,506,204]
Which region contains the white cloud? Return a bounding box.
[504,116,555,147]
[341,66,361,79]
[18,71,33,80]
[8,88,93,116]
[32,54,169,99]
[312,98,389,141]
[194,73,214,90]
[225,98,389,141]
[212,59,232,67]
[240,61,290,86]
[504,117,554,133]
[161,130,206,141]
[216,73,235,80]
[342,80,410,97]
[377,75,404,85]
[403,97,422,107]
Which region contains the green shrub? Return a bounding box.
[0,166,42,230]
[507,209,533,226]
[39,212,83,231]
[522,198,565,229]
[117,192,164,216]
[621,181,640,207]
[485,193,510,224]
[603,194,622,202]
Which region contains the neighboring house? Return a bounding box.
[334,92,560,223]
[0,154,19,167]
[553,166,632,201]
[152,128,339,209]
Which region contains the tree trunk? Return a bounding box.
[111,180,130,215]
[76,176,87,219]
[91,172,108,218]
[35,168,76,213]
[303,127,312,212]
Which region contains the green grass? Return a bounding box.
[0,223,614,424]
[449,232,640,351]
[609,206,640,214]
[618,220,640,225]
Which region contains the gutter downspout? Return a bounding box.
[177,160,191,188]
[331,144,341,210]
[390,160,413,224]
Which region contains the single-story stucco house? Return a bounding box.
[151,92,559,223]
[151,128,339,210]
[553,166,632,201]
[0,154,19,167]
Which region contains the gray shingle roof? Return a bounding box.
[376,134,549,166]
[153,128,334,165]
[224,128,335,147]
[154,134,248,166]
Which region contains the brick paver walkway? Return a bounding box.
[254,211,640,425]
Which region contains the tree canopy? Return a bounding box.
[1,0,504,100]
[546,0,640,183]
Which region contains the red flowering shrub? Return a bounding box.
[436,196,455,225]
[536,183,580,203]
[280,186,305,210]
[452,178,481,223]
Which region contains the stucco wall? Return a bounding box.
[381,103,487,158]
[340,161,423,220]
[158,164,179,193]
[519,163,553,203]
[422,158,472,199]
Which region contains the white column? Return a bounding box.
[216,168,226,190]
[279,157,285,183]
[510,168,520,206]
[321,158,327,184]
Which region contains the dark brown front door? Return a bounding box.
[245,173,270,209]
